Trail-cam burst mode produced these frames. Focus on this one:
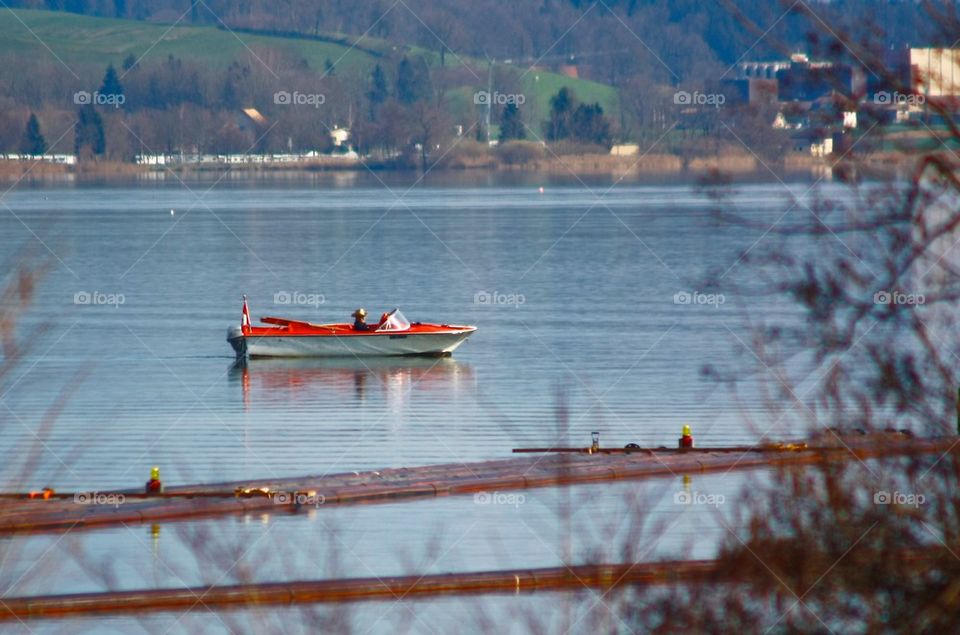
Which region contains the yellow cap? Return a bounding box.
[150,466,160,480]
[682,425,692,437]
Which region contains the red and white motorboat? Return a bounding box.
[227,298,476,358]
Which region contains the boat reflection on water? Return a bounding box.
[229,356,476,409]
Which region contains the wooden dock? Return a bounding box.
[0,560,718,621]
[1,546,948,621]
[0,434,953,535]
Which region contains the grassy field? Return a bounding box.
[0,9,383,73]
[521,70,620,133]
[0,8,619,128]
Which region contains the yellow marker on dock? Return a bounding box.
[146,467,163,494]
[679,425,694,449]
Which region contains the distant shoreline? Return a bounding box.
[0,151,912,182]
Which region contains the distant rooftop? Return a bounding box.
[241,108,267,125]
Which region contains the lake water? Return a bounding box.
[0,173,830,633]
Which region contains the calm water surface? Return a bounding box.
[0,174,838,633]
[0,176,823,488]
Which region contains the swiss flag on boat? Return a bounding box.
[241,295,251,334]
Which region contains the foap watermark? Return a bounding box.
[673,90,725,107]
[74,291,125,308]
[474,290,525,307]
[673,490,725,507]
[74,491,126,507]
[273,491,326,507]
[74,90,125,108]
[274,90,326,107]
[274,290,325,309]
[874,91,925,107]
[474,90,526,106]
[873,291,925,307]
[673,290,725,308]
[474,491,525,507]
[874,490,925,508]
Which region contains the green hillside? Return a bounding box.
[522,71,619,129]
[0,9,381,72]
[0,9,618,127]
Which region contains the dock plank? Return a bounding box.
[0,435,952,535]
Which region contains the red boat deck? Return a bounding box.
[247,320,473,337]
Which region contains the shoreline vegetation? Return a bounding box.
[0,148,918,181]
[0,9,933,189]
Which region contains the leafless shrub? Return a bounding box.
[615,3,960,632]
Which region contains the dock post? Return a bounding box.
[956,387,960,436]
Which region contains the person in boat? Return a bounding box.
[352,308,373,331]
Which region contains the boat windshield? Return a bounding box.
[376,308,411,332]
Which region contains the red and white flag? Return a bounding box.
[241,295,251,333]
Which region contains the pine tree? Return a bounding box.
[74,105,105,158]
[99,63,123,98]
[545,87,575,141]
[368,64,389,107]
[571,102,611,146]
[20,113,47,156]
[365,64,389,120]
[396,57,431,104]
[499,103,525,142]
[220,77,238,109]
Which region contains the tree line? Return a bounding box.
[0,45,620,165]
[7,0,942,86]
[0,0,945,164]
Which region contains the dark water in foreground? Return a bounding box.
[0,175,837,633]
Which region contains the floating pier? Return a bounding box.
[0,560,718,621]
[0,546,947,621]
[0,433,953,535]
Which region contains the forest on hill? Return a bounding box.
[0,1,950,165]
[11,0,943,79]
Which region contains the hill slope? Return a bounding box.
[0,9,382,72]
[0,9,618,128]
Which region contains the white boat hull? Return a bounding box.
[227,326,473,358]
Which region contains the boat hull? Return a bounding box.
[227,326,474,358]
